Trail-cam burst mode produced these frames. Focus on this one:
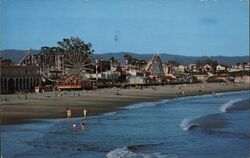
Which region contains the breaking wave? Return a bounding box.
[219,99,250,112]
[180,117,201,131]
[180,113,229,131]
[106,143,177,158]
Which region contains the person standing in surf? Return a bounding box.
[67,107,72,119]
[83,108,88,118]
[80,120,85,130]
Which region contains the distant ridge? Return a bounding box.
[0,49,249,66]
[0,49,40,64]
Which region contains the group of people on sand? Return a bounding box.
[66,107,88,132]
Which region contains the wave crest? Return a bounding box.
[121,102,157,110]
[180,114,229,131]
[219,99,243,112]
[180,117,200,131]
[107,144,177,158]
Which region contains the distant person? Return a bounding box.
[116,90,121,95]
[181,90,185,95]
[80,120,85,130]
[83,109,88,118]
[67,107,72,119]
[72,123,77,132]
[212,91,216,97]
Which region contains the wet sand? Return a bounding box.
[0,82,249,124]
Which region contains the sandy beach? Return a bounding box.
[1,82,249,125]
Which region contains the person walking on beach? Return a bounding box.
[83,108,88,118]
[67,107,72,119]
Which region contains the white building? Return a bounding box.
[128,76,147,84]
[127,68,138,76]
[162,64,173,75]
[188,64,197,73]
[216,65,226,71]
[86,71,120,80]
[203,64,213,72]
[227,65,242,72]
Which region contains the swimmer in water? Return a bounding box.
[72,123,77,132]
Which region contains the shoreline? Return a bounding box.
[1,83,249,125]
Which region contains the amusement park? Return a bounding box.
[1,37,249,94]
[1,37,170,93]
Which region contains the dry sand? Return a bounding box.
[0,82,249,124]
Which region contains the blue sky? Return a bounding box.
[1,0,249,56]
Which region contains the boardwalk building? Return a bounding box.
[0,64,41,94]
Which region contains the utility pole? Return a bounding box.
[95,59,98,83]
[125,59,128,82]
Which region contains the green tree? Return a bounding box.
[40,46,63,68]
[57,37,94,55]
[124,54,146,66]
[57,37,95,76]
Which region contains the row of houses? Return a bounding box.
[163,63,250,75]
[1,53,249,93]
[90,55,250,85]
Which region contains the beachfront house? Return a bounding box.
[216,65,226,72]
[176,65,186,74]
[162,63,174,75]
[127,68,138,76]
[243,63,250,71]
[86,70,120,80]
[188,64,197,73]
[227,64,242,72]
[202,64,213,72]
[227,63,250,72]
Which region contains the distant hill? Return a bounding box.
[0,49,40,64]
[0,49,249,66]
[94,52,249,66]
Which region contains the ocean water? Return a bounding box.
[1,90,250,158]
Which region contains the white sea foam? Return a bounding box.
[121,102,157,110]
[102,112,117,117]
[180,117,193,131]
[180,117,201,131]
[121,99,169,110]
[156,99,169,104]
[219,99,242,112]
[106,147,133,158]
[106,146,173,158]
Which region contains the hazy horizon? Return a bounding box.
[1,0,249,56]
[1,49,249,58]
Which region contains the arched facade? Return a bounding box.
[1,65,41,94]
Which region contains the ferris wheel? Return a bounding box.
[64,51,93,78]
